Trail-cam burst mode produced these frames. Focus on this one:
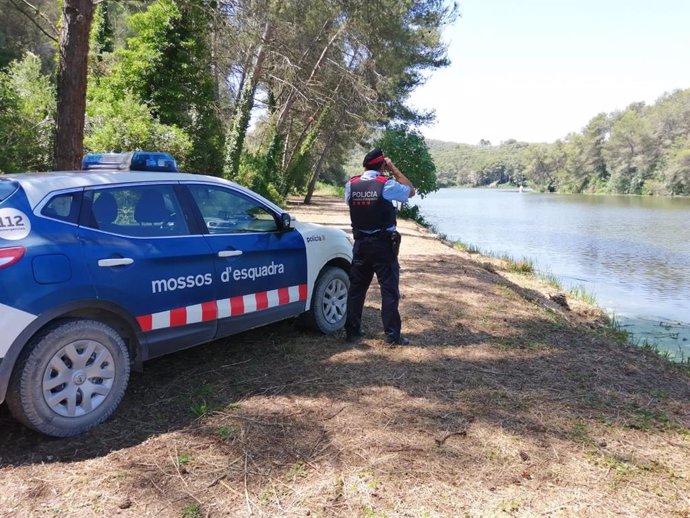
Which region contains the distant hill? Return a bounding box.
[426,138,531,188]
[423,88,690,195]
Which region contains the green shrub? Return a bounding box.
[85,90,192,164]
[0,52,55,172]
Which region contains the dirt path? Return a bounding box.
[1,195,689,517]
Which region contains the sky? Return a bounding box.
[408,0,690,145]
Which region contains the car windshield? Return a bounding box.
[0,180,19,203]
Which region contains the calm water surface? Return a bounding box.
[413,188,690,358]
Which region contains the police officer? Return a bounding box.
[344,148,416,345]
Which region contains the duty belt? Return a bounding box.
[353,229,388,240]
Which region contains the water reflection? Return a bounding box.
[414,188,690,359]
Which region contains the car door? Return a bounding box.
[77,183,218,359]
[184,182,307,338]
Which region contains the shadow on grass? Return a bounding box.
[1,251,688,482]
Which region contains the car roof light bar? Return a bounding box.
[81,152,178,172]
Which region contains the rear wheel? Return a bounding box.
[6,319,130,437]
[302,266,349,334]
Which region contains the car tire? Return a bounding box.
[302,266,349,334]
[6,319,130,437]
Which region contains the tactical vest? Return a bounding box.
[348,175,397,232]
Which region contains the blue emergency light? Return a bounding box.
[81,151,178,172]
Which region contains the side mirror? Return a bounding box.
[279,212,292,230]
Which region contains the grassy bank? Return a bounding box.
[1,195,689,517]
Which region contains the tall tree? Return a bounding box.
[375,124,438,197]
[224,16,274,178]
[523,144,561,192]
[221,0,455,197]
[54,0,95,170]
[109,0,224,173]
[664,144,690,195]
[604,107,653,193]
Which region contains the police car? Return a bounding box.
[0,164,352,437]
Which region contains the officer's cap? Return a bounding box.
[363,148,386,168]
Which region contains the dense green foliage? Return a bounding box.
[0,0,454,203]
[219,0,457,202]
[430,88,690,195]
[430,139,527,188]
[86,0,224,173]
[0,53,55,172]
[375,124,437,197]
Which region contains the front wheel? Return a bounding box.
[6,319,131,437]
[302,266,349,334]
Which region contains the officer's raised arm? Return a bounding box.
[384,158,416,198]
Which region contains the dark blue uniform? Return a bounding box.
[345,171,410,343]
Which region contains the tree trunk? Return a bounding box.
[303,139,332,204]
[304,110,343,204]
[223,20,273,179]
[54,0,94,170]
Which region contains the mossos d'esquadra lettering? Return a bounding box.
[151,261,286,293]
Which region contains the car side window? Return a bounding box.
[85,185,189,237]
[188,185,279,234]
[41,192,81,223]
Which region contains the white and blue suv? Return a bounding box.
[0,164,351,437]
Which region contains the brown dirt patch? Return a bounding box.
[1,195,689,517]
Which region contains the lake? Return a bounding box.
[413,188,690,359]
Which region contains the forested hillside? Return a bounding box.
[0,0,455,202]
[429,88,690,195]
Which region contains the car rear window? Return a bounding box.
[0,180,19,203]
[41,191,82,224]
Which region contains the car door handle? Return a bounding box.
[218,250,243,258]
[98,258,134,267]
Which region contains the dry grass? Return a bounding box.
[1,195,689,517]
